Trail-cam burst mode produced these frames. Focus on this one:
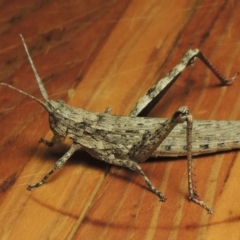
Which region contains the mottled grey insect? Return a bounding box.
[1,35,239,214]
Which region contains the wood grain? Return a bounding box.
[0,0,240,239]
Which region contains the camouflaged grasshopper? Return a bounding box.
[0,35,239,214]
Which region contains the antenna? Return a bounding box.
[0,83,46,107]
[20,34,49,101]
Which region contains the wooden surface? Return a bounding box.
[1,0,240,239]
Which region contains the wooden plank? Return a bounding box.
[0,0,240,239]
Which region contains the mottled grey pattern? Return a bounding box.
[1,37,238,214]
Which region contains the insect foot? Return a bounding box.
[189,193,214,214]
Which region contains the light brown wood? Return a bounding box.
[1,0,240,239]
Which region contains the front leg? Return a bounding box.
[39,134,64,147]
[39,137,55,147]
[27,143,81,190]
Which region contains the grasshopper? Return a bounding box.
[0,35,239,214]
